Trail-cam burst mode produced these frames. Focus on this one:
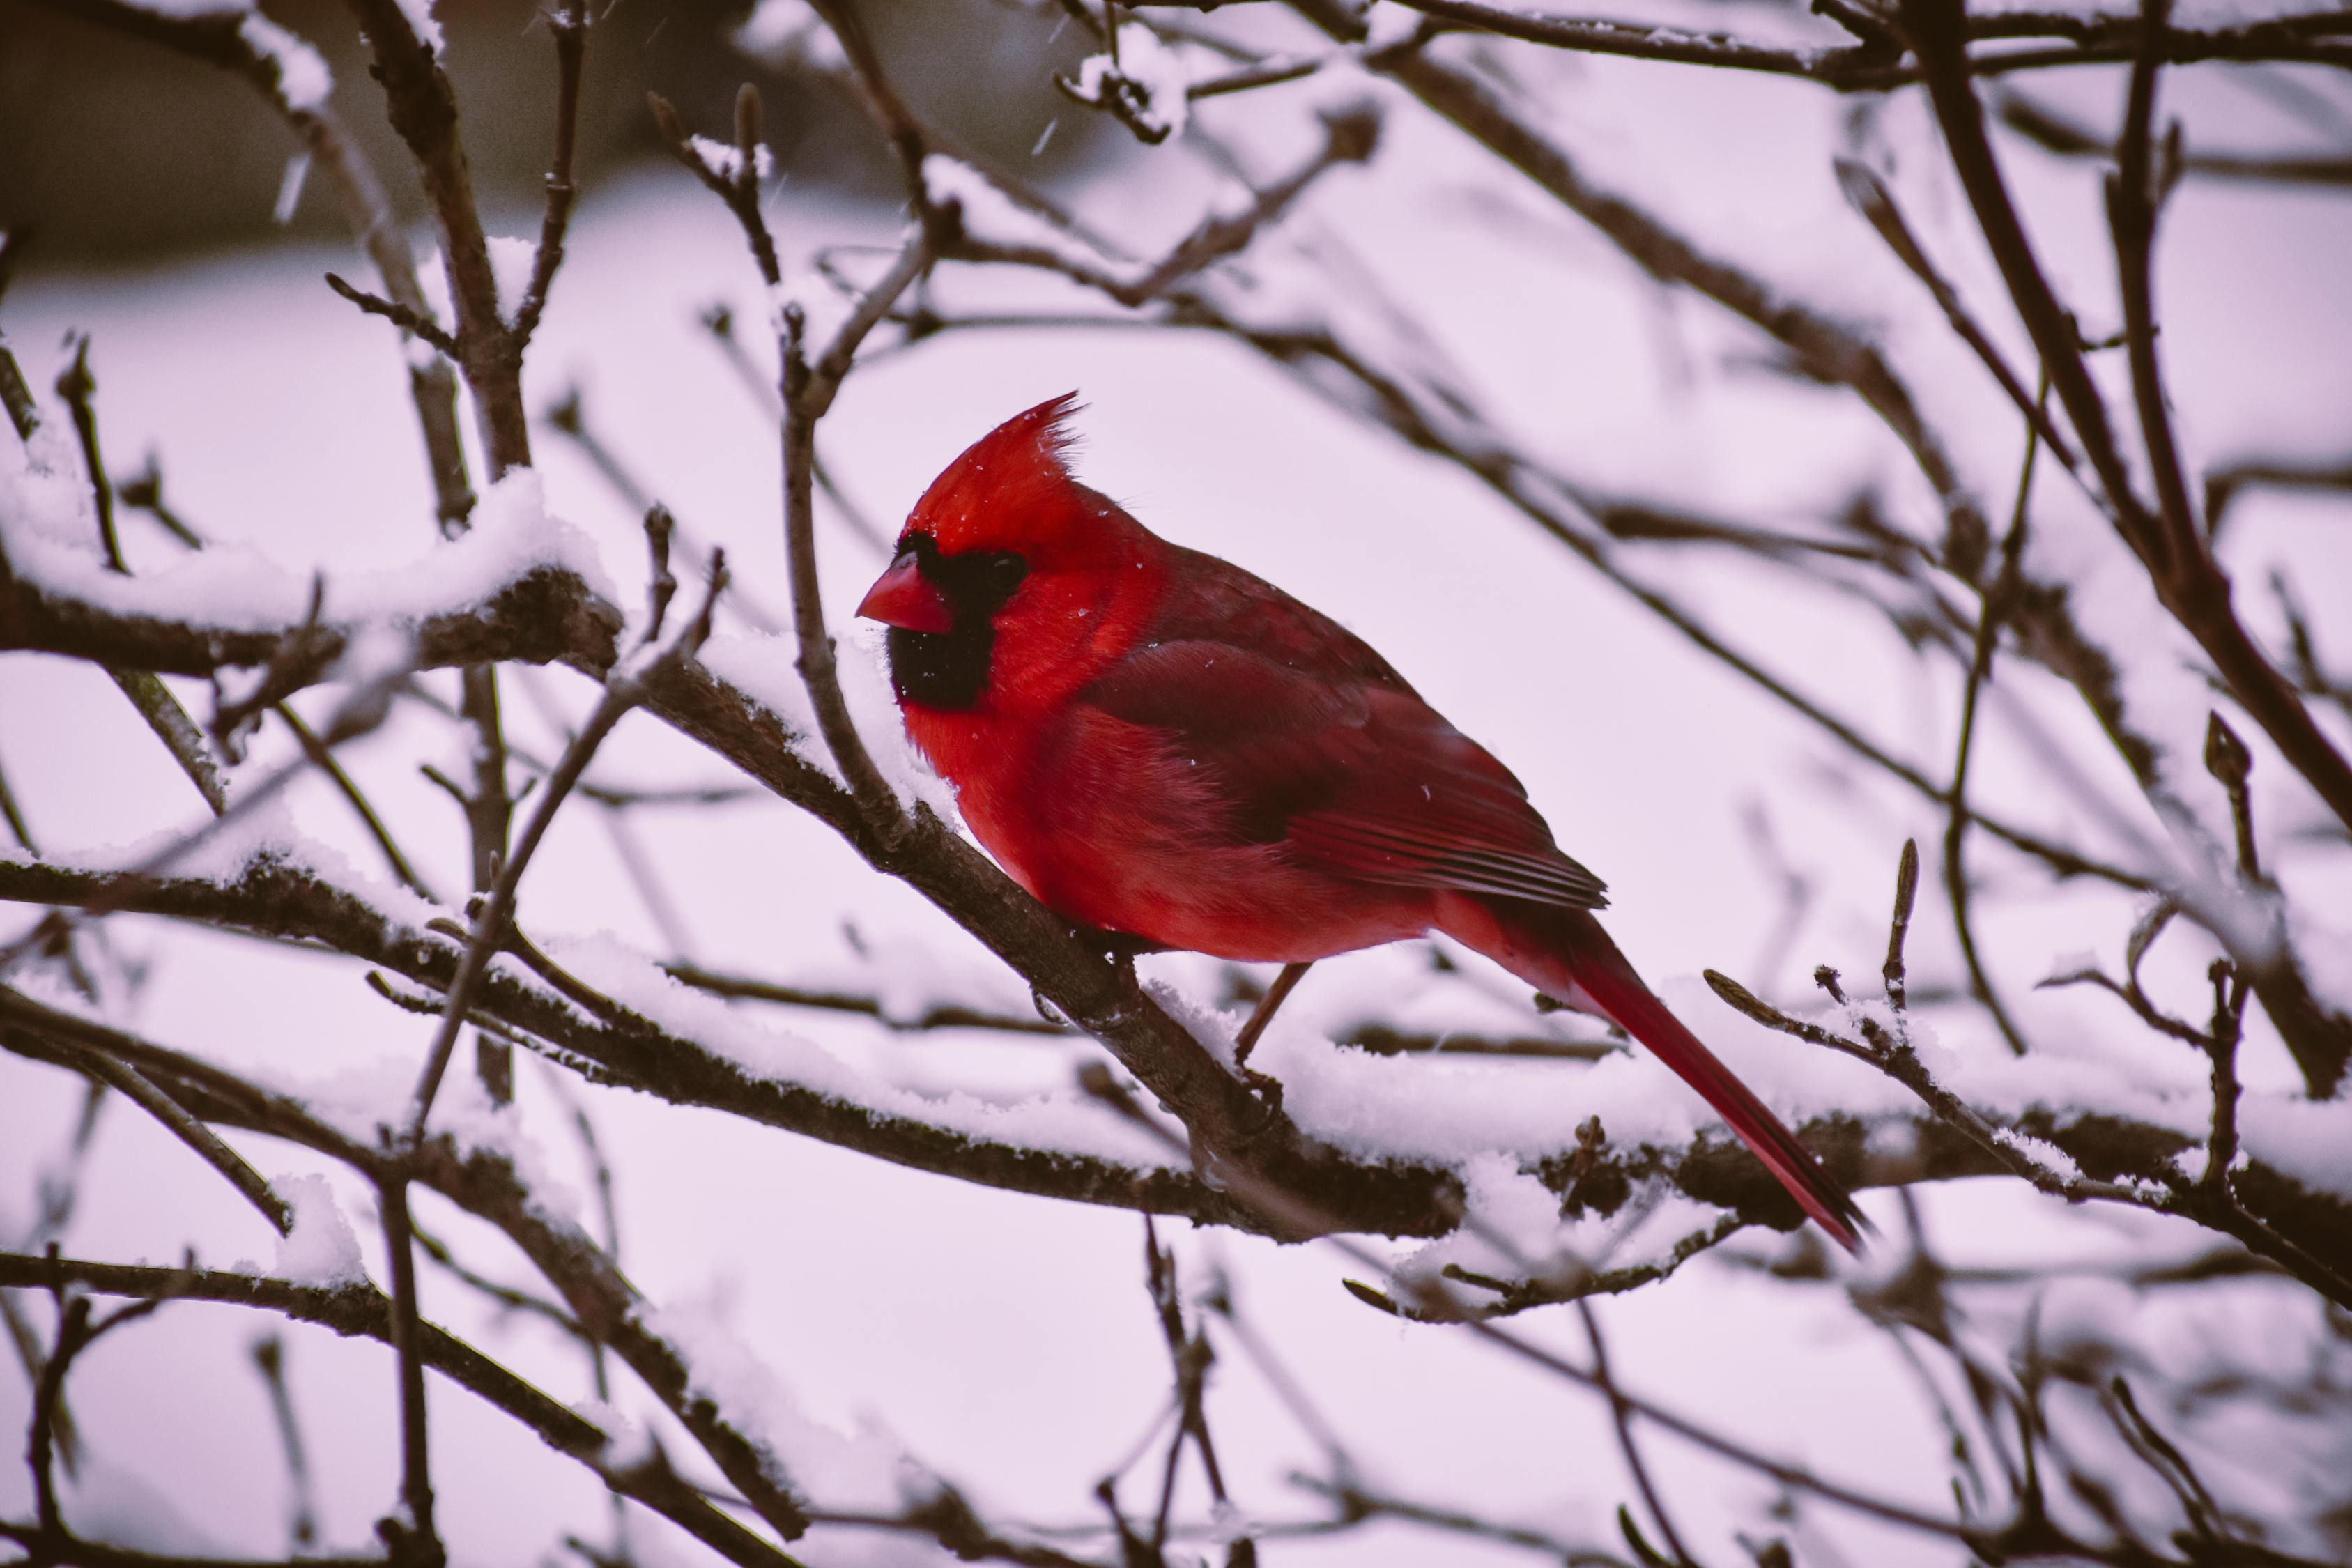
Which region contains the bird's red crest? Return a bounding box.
[903,392,1091,555]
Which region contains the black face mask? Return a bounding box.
[883,534,1030,710]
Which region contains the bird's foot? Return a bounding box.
[1239,1063,1286,1122]
[1073,923,1163,979]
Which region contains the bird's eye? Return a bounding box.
[987,551,1028,592]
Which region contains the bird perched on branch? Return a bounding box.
[857,394,1863,1252]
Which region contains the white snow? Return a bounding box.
[1393,1149,1571,1286]
[271,152,312,225]
[416,241,453,328]
[2289,908,2352,1022]
[243,15,332,112]
[920,155,1141,289]
[1990,1125,2085,1187]
[270,1172,369,1286]
[1064,24,1192,141]
[730,0,847,72]
[2239,1094,2352,1204]
[686,134,776,187]
[428,1064,593,1229]
[391,0,443,55]
[571,1399,656,1471]
[636,1298,923,1511]
[0,431,612,648]
[693,631,824,760]
[695,626,954,818]
[546,931,1179,1171]
[49,1462,231,1556]
[487,234,538,324]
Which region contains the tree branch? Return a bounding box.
[0,1252,804,1568]
[1898,0,2352,854]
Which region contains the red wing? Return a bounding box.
[1146,544,1422,693]
[1079,636,1608,912]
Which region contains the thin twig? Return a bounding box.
[1996,90,2352,187]
[54,337,124,574]
[0,749,36,855]
[0,1251,801,1568]
[543,385,785,631]
[664,961,1069,1034]
[2107,0,2199,554]
[1899,0,2352,846]
[2203,712,2259,882]
[1883,838,1919,1023]
[112,670,232,817]
[1078,1064,1983,1546]
[649,90,919,828]
[375,1174,440,1567]
[1944,383,2044,1057]
[403,554,727,1139]
[323,273,459,357]
[277,702,437,900]
[509,0,590,346]
[1369,0,2352,86]
[47,339,236,815]
[1832,158,2081,488]
[2202,960,2245,1196]
[1579,1299,1695,1566]
[0,987,293,1234]
[249,1335,320,1549]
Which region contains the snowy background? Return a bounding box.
[3,0,2351,1563]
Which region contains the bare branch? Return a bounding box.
[649,89,914,829]
[1834,158,2081,481]
[374,1176,440,1567]
[0,985,293,1234]
[53,337,124,574]
[323,272,459,358]
[508,0,590,346]
[1898,0,2352,848]
[1365,0,2352,86]
[27,0,476,523]
[1996,90,2352,187]
[1943,387,2043,1056]
[248,1335,319,1551]
[405,559,728,1139]
[0,1252,802,1568]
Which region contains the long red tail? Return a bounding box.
[1436,895,1865,1254]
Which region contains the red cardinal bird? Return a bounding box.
[856,394,1863,1252]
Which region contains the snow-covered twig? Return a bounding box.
[648,89,917,831]
[1077,1062,1985,1548]
[0,1251,795,1568]
[1706,859,2352,1309]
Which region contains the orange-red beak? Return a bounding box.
[856,548,954,633]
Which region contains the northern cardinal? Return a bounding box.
[856,394,1863,1252]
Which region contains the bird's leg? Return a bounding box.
[1234,961,1314,1072]
[1091,928,1164,986]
